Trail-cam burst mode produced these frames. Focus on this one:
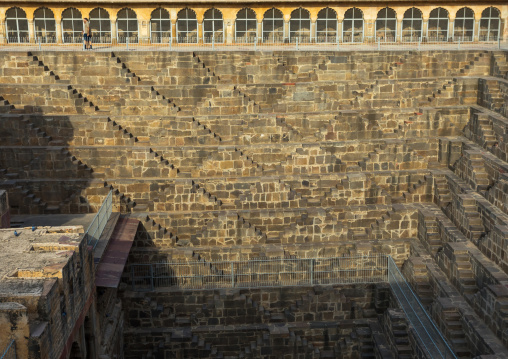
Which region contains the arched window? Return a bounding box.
[262,8,284,43]
[150,8,171,43]
[428,8,449,41]
[401,7,422,42]
[5,7,29,43]
[89,8,111,43]
[34,7,56,43]
[203,8,223,43]
[316,8,337,43]
[177,8,197,43]
[376,7,397,42]
[289,8,311,43]
[235,8,257,43]
[343,8,363,43]
[454,7,474,41]
[62,8,83,43]
[479,7,500,41]
[117,8,138,43]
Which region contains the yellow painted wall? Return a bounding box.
[0,3,506,41]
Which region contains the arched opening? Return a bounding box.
[176,8,197,43]
[343,7,363,43]
[69,342,83,359]
[150,8,171,43]
[376,7,397,42]
[479,7,500,41]
[316,8,337,43]
[235,8,257,43]
[203,8,224,43]
[62,8,83,43]
[34,7,56,43]
[401,7,422,42]
[262,8,283,43]
[454,7,474,41]
[289,8,311,43]
[5,7,29,43]
[428,7,449,41]
[117,8,138,43]
[89,8,111,43]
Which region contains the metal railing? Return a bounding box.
[0,36,506,52]
[131,255,388,291]
[84,190,113,249]
[387,257,457,359]
[131,254,457,359]
[0,340,16,359]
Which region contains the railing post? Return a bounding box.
[296,37,299,51]
[337,38,339,51]
[418,37,421,51]
[38,37,42,51]
[126,37,129,51]
[377,38,380,51]
[170,37,172,51]
[498,36,501,50]
[231,262,234,287]
[458,37,461,50]
[310,258,314,285]
[212,36,215,51]
[150,264,154,290]
[254,37,257,51]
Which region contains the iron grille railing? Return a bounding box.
[131,255,388,291]
[84,190,113,249]
[0,340,16,359]
[0,36,506,52]
[130,254,457,359]
[387,257,457,359]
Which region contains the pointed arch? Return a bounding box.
[235,8,257,43]
[5,7,29,43]
[203,8,224,43]
[343,7,363,43]
[376,7,397,41]
[479,7,500,41]
[34,7,56,43]
[316,8,337,43]
[401,7,422,42]
[428,8,449,41]
[289,8,311,42]
[176,8,197,43]
[262,8,284,43]
[150,8,171,43]
[454,7,474,41]
[89,8,111,43]
[62,8,83,43]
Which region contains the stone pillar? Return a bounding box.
[0,20,5,44]
[28,20,34,43]
[56,18,62,43]
[337,19,342,42]
[257,20,262,41]
[139,18,149,40]
[171,19,176,42]
[310,17,316,42]
[474,18,480,42]
[422,18,428,40]
[197,20,203,43]
[225,19,233,44]
[449,17,455,40]
[284,19,289,42]
[396,15,404,42]
[365,20,374,39]
[111,18,117,44]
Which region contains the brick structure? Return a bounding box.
[1,15,508,357]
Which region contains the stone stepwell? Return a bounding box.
[1,49,508,358]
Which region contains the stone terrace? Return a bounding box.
[1,49,508,357]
